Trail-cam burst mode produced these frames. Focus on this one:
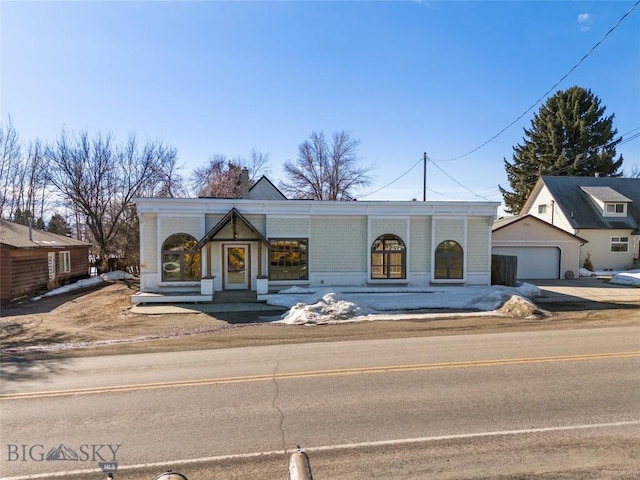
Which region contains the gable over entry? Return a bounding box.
[194,208,270,288]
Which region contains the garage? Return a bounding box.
[491,246,560,279]
[492,215,587,281]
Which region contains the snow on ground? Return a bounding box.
[32,271,134,301]
[267,283,545,325]
[609,270,640,287]
[580,268,640,287]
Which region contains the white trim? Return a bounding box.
[136,197,499,218]
[59,250,71,274]
[463,218,468,282]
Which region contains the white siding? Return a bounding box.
[139,213,158,272]
[310,216,367,272]
[267,217,310,238]
[467,217,490,271]
[433,218,465,246]
[410,216,431,271]
[524,186,574,233]
[370,218,408,242]
[244,215,266,236]
[205,214,224,231]
[159,216,202,241]
[579,229,636,270]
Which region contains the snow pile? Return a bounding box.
[272,283,542,325]
[32,271,134,301]
[609,270,640,287]
[579,268,596,277]
[580,268,640,287]
[281,292,374,325]
[498,295,551,319]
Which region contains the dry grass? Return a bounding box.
[2,279,639,358]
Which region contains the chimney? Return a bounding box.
[241,168,250,199]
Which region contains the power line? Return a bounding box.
[433,0,640,163]
[356,157,422,199]
[428,157,493,201]
[355,0,639,200]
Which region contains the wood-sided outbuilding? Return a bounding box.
[0,219,91,304]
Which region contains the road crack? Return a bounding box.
[271,345,287,458]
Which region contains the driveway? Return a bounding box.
[529,277,639,305]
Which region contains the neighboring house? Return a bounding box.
[492,214,587,280]
[0,218,91,305]
[133,176,500,303]
[520,176,640,271]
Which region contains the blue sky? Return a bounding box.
[2,1,639,204]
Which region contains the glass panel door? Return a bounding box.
[224,245,248,289]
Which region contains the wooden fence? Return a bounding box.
[491,254,517,287]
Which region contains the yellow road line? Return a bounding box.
[2,351,639,400]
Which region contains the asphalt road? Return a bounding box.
[1,327,639,479]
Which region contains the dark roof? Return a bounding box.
[0,218,91,249]
[492,214,588,242]
[535,176,640,230]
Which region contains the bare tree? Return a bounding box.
[138,149,188,198]
[280,130,372,200]
[191,150,270,198]
[0,116,22,218]
[625,163,640,178]
[2,137,50,226]
[46,129,180,265]
[15,140,48,221]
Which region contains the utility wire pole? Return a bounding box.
[423,152,427,201]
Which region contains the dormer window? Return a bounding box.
[580,186,631,218]
[537,204,547,214]
[605,203,625,215]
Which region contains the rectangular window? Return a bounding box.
[537,204,547,214]
[606,203,625,214]
[59,251,71,273]
[610,237,629,253]
[269,239,308,281]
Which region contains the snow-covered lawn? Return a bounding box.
[608,270,640,287]
[580,268,640,287]
[32,271,134,301]
[266,284,545,325]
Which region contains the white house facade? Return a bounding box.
[133,186,499,302]
[521,176,640,271]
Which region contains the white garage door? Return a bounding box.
[492,247,560,279]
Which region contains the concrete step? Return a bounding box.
[213,290,258,303]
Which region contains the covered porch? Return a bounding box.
[133,208,270,304]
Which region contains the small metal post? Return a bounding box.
[289,446,313,480]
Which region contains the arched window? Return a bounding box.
[371,234,406,279]
[434,240,463,279]
[161,233,201,282]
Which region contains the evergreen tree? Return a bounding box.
[47,213,73,236]
[12,207,44,229]
[500,86,623,214]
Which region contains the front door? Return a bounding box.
[224,244,249,290]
